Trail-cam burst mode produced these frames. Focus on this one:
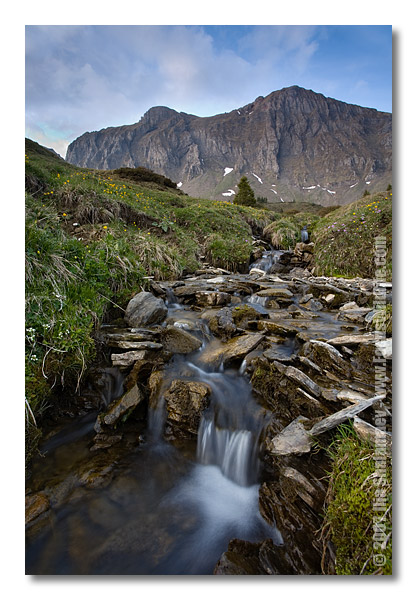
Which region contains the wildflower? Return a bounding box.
[103,225,108,229]
[62,213,67,216]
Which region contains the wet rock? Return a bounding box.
[195,290,231,306]
[268,416,312,456]
[232,304,266,329]
[94,384,144,432]
[256,287,293,298]
[124,291,168,327]
[25,492,50,525]
[208,307,237,340]
[198,333,265,369]
[90,433,123,451]
[77,455,116,489]
[214,538,295,575]
[161,325,202,354]
[300,298,323,311]
[257,320,298,336]
[163,379,211,438]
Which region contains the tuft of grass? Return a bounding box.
[321,423,392,575]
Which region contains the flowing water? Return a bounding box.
[26,309,281,575]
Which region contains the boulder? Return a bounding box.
[124,291,168,327]
[284,365,322,398]
[208,307,237,340]
[161,325,202,354]
[163,380,211,438]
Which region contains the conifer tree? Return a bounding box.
[233,176,256,206]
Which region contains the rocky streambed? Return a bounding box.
[25,249,392,575]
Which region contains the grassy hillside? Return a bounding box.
[311,191,392,278]
[25,139,273,441]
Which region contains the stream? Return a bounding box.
[26,249,374,575]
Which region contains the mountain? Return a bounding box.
[66,86,392,206]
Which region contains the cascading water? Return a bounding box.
[249,249,283,274]
[26,303,282,575]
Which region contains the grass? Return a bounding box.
[25,138,273,450]
[321,423,392,575]
[311,191,392,278]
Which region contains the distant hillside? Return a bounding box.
[66,86,392,206]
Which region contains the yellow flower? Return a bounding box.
[62,213,67,216]
[103,225,108,229]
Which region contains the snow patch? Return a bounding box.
[177,182,183,188]
[252,173,263,184]
[327,190,336,195]
[302,185,316,190]
[280,198,285,203]
[349,182,358,188]
[222,189,236,197]
[270,189,277,195]
[223,167,233,176]
[366,181,371,185]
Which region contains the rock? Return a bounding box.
[124,291,168,327]
[337,306,373,324]
[111,349,154,368]
[326,333,376,347]
[198,333,264,369]
[336,389,368,404]
[90,433,123,451]
[257,320,298,336]
[301,340,351,378]
[375,338,392,360]
[300,298,323,311]
[208,307,237,340]
[353,416,392,445]
[269,416,312,456]
[232,304,266,328]
[339,301,360,311]
[161,325,202,354]
[163,380,211,438]
[94,384,144,432]
[25,492,50,525]
[214,538,295,575]
[308,394,386,437]
[284,365,321,397]
[256,287,294,300]
[195,291,231,306]
[281,467,318,509]
[106,340,163,350]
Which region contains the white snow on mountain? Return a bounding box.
[224,167,233,176]
[222,189,236,197]
[252,173,263,184]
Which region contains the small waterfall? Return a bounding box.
[247,293,269,308]
[249,249,283,274]
[188,362,267,487]
[197,416,261,486]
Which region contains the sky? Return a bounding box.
[25,24,392,158]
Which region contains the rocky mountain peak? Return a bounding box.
[66,86,392,205]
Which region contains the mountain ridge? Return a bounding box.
[66,86,392,206]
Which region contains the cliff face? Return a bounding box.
[66,86,392,205]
